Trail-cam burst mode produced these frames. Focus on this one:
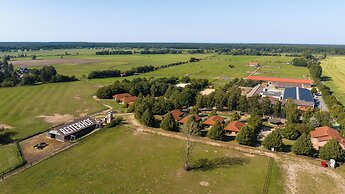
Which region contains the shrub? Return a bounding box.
[106,117,123,128]
[281,124,301,140]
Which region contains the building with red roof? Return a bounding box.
[170,109,185,121]
[113,93,132,101]
[224,121,245,134]
[203,116,225,126]
[178,115,202,124]
[119,96,137,105]
[310,126,345,150]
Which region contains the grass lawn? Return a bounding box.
[321,56,345,104]
[0,127,283,194]
[0,144,23,174]
[0,81,106,140]
[296,171,343,194]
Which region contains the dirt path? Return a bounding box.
[122,114,345,194]
[247,66,262,77]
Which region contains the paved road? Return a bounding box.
[315,94,329,112]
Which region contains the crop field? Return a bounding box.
[0,144,23,174]
[0,127,283,194]
[321,56,345,104]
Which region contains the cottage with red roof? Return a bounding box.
[113,93,132,101]
[224,121,245,135]
[178,115,202,124]
[170,109,185,121]
[120,96,137,105]
[310,126,345,150]
[203,116,225,126]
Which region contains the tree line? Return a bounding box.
[0,59,77,87]
[88,57,200,79]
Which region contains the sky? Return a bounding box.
[0,0,345,44]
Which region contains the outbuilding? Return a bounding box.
[47,117,98,142]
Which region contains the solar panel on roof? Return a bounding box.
[298,88,314,102]
[283,87,296,100]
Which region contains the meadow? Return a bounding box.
[0,126,283,194]
[0,144,23,174]
[321,56,345,104]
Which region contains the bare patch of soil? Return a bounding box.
[200,181,209,187]
[10,58,102,67]
[36,114,74,125]
[0,124,14,129]
[20,133,70,163]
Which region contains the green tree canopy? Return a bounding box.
[262,130,283,151]
[319,138,344,161]
[292,133,313,156]
[285,99,299,123]
[236,125,255,146]
[141,108,155,127]
[160,112,178,132]
[207,121,224,140]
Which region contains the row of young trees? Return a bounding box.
[95,50,133,55]
[88,57,201,79]
[0,59,77,87]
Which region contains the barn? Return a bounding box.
[47,117,98,142]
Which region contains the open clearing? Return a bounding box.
[321,56,345,104]
[0,127,283,194]
[0,144,23,174]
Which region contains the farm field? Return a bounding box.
[142,55,309,86]
[9,53,211,78]
[0,126,283,194]
[321,56,345,104]
[0,144,23,174]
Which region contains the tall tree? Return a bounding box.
[285,99,299,123]
[207,121,224,140]
[319,138,344,161]
[236,125,255,146]
[141,108,155,127]
[181,117,200,171]
[262,130,283,151]
[292,133,313,156]
[160,112,178,131]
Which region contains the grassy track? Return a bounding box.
[0,127,283,194]
[0,144,23,173]
[321,56,345,104]
[0,81,105,140]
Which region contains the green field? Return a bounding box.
[321,56,345,104]
[0,81,106,140]
[0,144,23,173]
[142,55,309,86]
[0,126,283,194]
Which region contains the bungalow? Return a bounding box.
[310,126,345,150]
[203,115,226,126]
[119,96,137,105]
[224,121,245,135]
[248,61,260,67]
[113,93,132,101]
[170,109,185,121]
[178,114,202,125]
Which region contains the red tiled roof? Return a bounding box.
[170,109,184,121]
[203,116,225,126]
[113,93,131,100]
[120,96,137,104]
[178,115,201,124]
[246,76,313,84]
[224,121,245,133]
[310,126,342,140]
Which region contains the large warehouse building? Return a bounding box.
[47,117,98,142]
